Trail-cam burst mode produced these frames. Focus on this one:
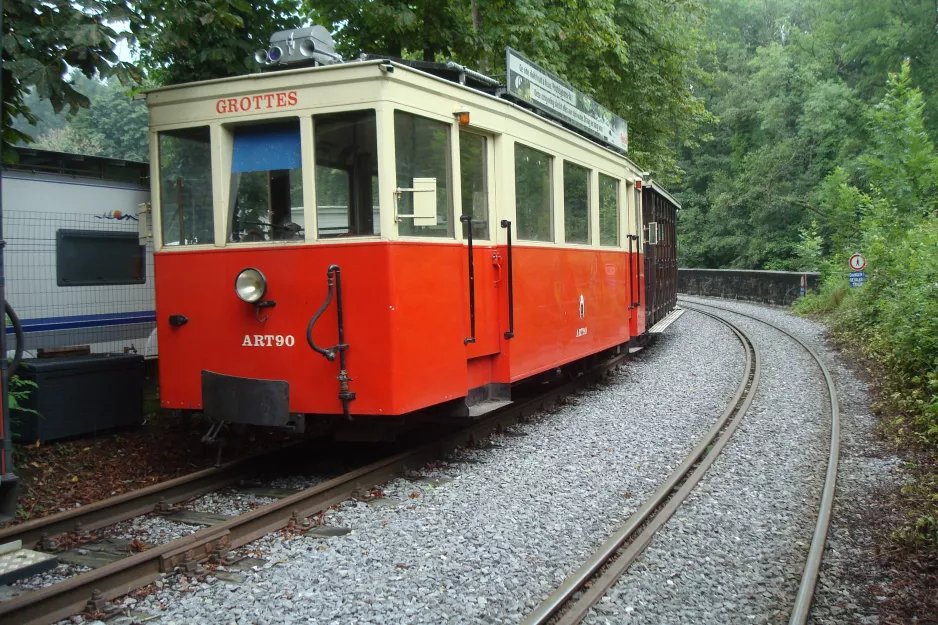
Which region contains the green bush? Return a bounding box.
[793,61,938,543]
[792,276,853,316]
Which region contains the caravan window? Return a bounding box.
[158,127,214,246]
[57,230,145,286]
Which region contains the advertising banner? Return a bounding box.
[506,48,628,153]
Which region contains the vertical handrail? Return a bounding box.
[332,266,355,420]
[638,234,644,310]
[500,219,515,340]
[460,215,476,345]
[627,235,634,311]
[629,234,640,308]
[306,265,355,420]
[633,234,640,308]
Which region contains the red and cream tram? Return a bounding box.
[141,27,679,438]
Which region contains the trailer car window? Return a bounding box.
[314,111,380,238]
[598,174,619,247]
[459,131,488,240]
[514,143,553,242]
[563,161,590,244]
[395,111,453,238]
[158,127,214,247]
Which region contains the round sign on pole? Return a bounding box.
[848,253,866,271]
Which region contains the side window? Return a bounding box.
[158,127,214,246]
[314,111,380,238]
[514,143,553,242]
[598,174,619,246]
[459,130,488,240]
[563,161,590,244]
[395,111,453,238]
[228,120,304,243]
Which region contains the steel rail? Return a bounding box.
[678,297,840,625]
[523,306,760,625]
[0,444,311,549]
[0,351,628,625]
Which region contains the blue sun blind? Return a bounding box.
[232,122,302,173]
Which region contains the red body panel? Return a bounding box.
[156,242,641,416]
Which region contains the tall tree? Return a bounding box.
[2,0,141,161]
[672,0,938,271]
[132,0,303,85]
[309,0,710,177]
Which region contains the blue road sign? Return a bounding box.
[848,271,867,288]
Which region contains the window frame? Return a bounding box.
[309,108,383,242]
[456,127,495,244]
[561,159,592,246]
[597,172,621,249]
[390,107,457,240]
[221,117,307,247]
[513,141,555,243]
[154,124,216,250]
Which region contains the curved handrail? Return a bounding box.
[306,265,338,362]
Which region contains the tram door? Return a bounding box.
[459,129,501,358]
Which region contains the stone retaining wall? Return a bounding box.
[678,268,821,306]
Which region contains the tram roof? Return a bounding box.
[141,59,648,176]
[646,180,682,209]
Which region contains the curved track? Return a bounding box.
[524,300,839,625]
[679,298,840,625]
[523,305,761,625]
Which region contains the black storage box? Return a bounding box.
[12,353,145,443]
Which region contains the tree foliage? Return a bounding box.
[309,0,710,175]
[131,0,303,85]
[2,0,141,161]
[676,0,938,271]
[15,74,149,161]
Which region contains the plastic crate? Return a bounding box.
[12,353,145,443]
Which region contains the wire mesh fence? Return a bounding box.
[4,210,156,358]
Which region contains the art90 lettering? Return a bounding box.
[243,334,295,347]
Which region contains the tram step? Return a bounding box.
[467,399,513,418]
[648,308,686,334]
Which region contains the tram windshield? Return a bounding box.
[159,127,215,247]
[228,120,304,243]
[314,111,380,237]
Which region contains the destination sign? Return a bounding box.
[506,48,628,152]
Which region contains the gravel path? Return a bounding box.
[97,310,745,625]
[579,296,895,625]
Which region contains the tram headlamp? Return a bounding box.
[268,46,283,63]
[235,268,267,303]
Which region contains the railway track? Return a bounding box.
[523,300,839,625]
[0,350,628,625]
[681,299,841,625]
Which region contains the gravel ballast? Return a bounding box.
[679,297,898,625]
[580,297,895,625]
[102,310,745,624]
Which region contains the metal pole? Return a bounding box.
[0,0,19,522]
